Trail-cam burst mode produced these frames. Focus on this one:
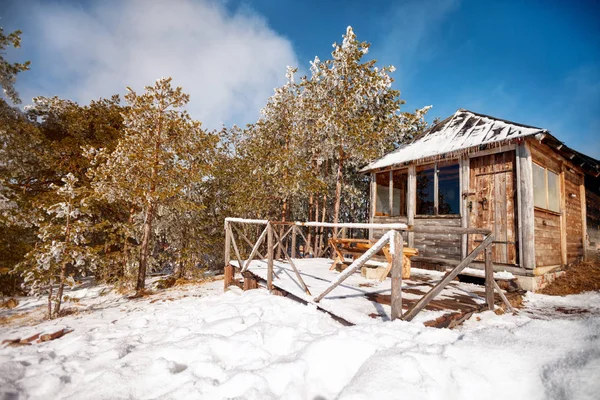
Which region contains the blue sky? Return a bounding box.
[3,0,599,158]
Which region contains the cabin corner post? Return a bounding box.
[517,142,536,269]
[369,173,376,240]
[581,182,588,261]
[407,163,416,248]
[390,230,403,321]
[559,164,568,266]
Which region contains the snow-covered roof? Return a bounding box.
[362,109,547,171]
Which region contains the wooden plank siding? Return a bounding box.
[528,138,586,267]
[585,175,600,261]
[533,210,562,267]
[373,216,462,261]
[468,152,518,265]
[564,169,584,263]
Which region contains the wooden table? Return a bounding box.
[329,238,418,280]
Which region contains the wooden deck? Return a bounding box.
[229,258,518,328]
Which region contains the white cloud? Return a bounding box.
[24,0,298,129]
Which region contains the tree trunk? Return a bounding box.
[136,202,155,293]
[47,280,53,319]
[120,205,136,279]
[318,194,327,256]
[306,194,314,255]
[54,200,73,318]
[333,150,344,235]
[277,199,287,259]
[313,196,319,256]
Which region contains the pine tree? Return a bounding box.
[88,78,216,294]
[17,174,93,318]
[0,28,30,104]
[304,26,429,231]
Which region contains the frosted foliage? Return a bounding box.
[17,173,94,300]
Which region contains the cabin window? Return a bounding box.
[392,170,407,216]
[417,162,460,215]
[533,163,560,213]
[438,163,460,214]
[375,170,408,216]
[416,166,435,215]
[375,172,391,216]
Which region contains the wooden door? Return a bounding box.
[468,152,518,265]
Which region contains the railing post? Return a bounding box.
[224,220,233,290]
[485,244,494,310]
[267,222,274,291]
[390,230,403,321]
[291,225,297,258]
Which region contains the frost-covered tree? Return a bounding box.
[0,28,30,104]
[17,174,93,318]
[88,78,216,294]
[304,26,429,230]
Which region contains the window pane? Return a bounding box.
[438,163,460,215]
[533,163,547,209]
[547,170,560,212]
[392,170,407,216]
[416,166,435,215]
[375,172,390,216]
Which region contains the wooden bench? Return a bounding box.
[329,238,419,280]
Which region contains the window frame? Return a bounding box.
[416,161,460,217]
[532,162,561,214]
[374,168,408,217]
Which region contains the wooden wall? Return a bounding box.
[586,175,600,261]
[533,210,561,267]
[528,138,586,267]
[373,216,461,260]
[564,169,584,263]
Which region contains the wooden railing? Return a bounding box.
[223,218,514,322]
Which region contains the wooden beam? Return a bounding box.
[233,225,265,259]
[224,220,231,266]
[370,173,376,240]
[517,142,536,269]
[390,231,403,321]
[434,163,439,214]
[493,279,515,313]
[468,143,517,159]
[242,225,269,272]
[485,245,494,311]
[559,164,567,266]
[403,233,494,321]
[224,265,234,290]
[407,163,416,248]
[460,156,470,259]
[229,229,244,272]
[272,228,311,295]
[242,271,258,290]
[267,222,274,291]
[516,147,524,269]
[273,225,294,252]
[313,232,391,303]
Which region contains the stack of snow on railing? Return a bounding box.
[223,217,514,323]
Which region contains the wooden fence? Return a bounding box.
[223,218,514,322]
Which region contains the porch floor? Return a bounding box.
[229,258,514,328]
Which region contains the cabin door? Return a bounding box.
[468,151,518,265]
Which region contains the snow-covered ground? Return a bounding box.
[1,279,599,400]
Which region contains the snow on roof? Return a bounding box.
[362,109,547,172]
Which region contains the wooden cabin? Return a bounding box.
[362,109,600,291]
